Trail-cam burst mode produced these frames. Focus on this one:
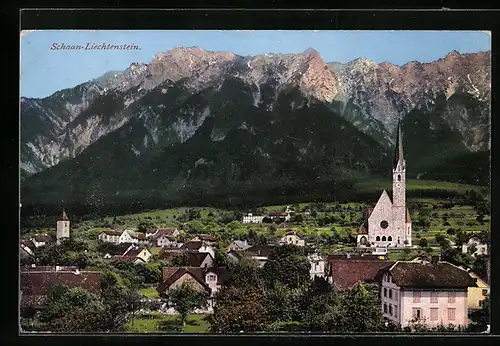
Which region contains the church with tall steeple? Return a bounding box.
[356,120,412,249]
[56,208,71,245]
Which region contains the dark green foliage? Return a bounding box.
[165,281,210,327]
[262,245,310,289]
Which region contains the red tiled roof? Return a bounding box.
[246,245,276,257]
[101,230,122,236]
[383,262,477,289]
[268,212,289,216]
[195,234,217,241]
[61,209,69,221]
[136,233,147,240]
[21,271,101,308]
[21,239,36,250]
[32,234,54,243]
[147,228,178,235]
[329,259,395,290]
[157,267,210,293]
[180,241,203,251]
[186,252,212,267]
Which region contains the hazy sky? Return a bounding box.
[20,30,491,98]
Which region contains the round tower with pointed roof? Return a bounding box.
[56,208,70,245]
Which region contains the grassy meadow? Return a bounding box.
[125,312,209,333]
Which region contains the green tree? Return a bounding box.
[262,245,310,289]
[208,285,270,333]
[38,285,110,332]
[419,238,428,248]
[226,256,263,289]
[469,296,490,332]
[164,281,209,327]
[138,220,155,233]
[335,283,385,332]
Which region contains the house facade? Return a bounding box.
[156,266,229,312]
[31,234,54,248]
[268,212,291,222]
[462,237,488,257]
[308,252,326,279]
[123,247,153,263]
[378,261,475,328]
[242,213,265,224]
[98,230,122,244]
[279,231,305,246]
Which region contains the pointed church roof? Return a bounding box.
[393,119,404,170]
[60,208,69,221]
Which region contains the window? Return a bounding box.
[388,236,392,242]
[482,289,488,296]
[447,308,456,321]
[380,220,389,229]
[376,236,381,241]
[394,291,398,300]
[413,291,421,303]
[389,304,393,316]
[431,291,438,303]
[397,174,401,182]
[479,300,483,307]
[394,306,398,318]
[207,274,217,281]
[448,292,456,303]
[413,308,422,320]
[430,308,439,321]
[384,288,387,297]
[382,236,387,241]
[384,303,388,313]
[389,289,393,299]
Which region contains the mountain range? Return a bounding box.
[20,47,491,209]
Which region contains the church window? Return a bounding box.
[382,236,386,241]
[380,220,389,229]
[397,174,401,182]
[376,236,380,241]
[398,237,400,244]
[388,236,392,241]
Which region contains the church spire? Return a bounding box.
[60,201,69,221]
[393,118,404,170]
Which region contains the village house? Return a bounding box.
[180,241,216,259]
[150,228,181,247]
[449,263,490,312]
[146,228,180,239]
[20,268,101,315]
[242,213,265,224]
[279,230,306,246]
[123,247,153,263]
[103,243,136,259]
[268,212,292,223]
[156,266,229,312]
[31,234,55,248]
[227,240,251,251]
[377,260,476,329]
[98,230,122,244]
[461,236,488,257]
[20,239,36,259]
[228,245,276,268]
[190,234,217,246]
[326,257,395,289]
[308,251,327,279]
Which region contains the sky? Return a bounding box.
[20,30,491,98]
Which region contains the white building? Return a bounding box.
[308,252,326,279]
[462,237,488,257]
[378,261,475,329]
[242,213,265,224]
[279,230,306,246]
